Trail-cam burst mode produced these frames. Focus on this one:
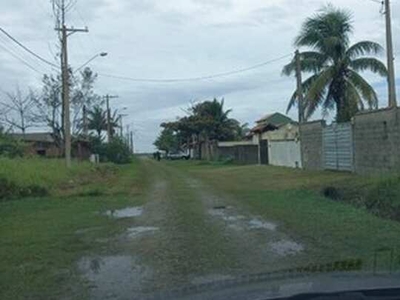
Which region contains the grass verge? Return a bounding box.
[173,161,400,270]
[0,157,146,300]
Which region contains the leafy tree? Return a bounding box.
[102,137,131,164]
[157,98,246,159]
[283,5,387,122]
[154,127,179,154]
[0,131,25,158]
[87,105,121,139]
[87,105,107,138]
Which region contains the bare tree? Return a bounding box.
[31,74,64,148]
[0,87,36,134]
[70,67,102,135]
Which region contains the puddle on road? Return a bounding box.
[127,226,159,238]
[209,208,276,231]
[270,240,304,256]
[249,219,277,231]
[75,227,103,235]
[78,255,152,299]
[105,207,143,218]
[191,274,234,285]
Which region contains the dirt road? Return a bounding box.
[78,159,306,299]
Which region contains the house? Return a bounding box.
[11,133,91,159]
[249,113,301,168]
[250,112,299,143]
[215,112,301,167]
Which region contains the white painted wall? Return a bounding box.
[268,140,302,168]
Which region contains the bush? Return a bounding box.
[365,177,400,220]
[0,176,48,201]
[0,133,25,158]
[104,137,132,164]
[88,136,131,165]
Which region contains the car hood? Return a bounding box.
[150,272,400,300]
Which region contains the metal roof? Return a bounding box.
[10,133,55,143]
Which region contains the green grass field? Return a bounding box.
[172,161,400,268]
[0,158,145,300]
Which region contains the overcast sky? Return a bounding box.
[1,0,399,152]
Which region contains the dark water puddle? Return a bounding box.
[78,255,152,299]
[105,207,143,218]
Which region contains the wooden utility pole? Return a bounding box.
[295,50,304,123]
[104,94,118,143]
[56,0,88,167]
[119,116,123,137]
[130,131,134,154]
[384,0,397,107]
[83,105,88,137]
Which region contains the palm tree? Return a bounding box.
[283,6,387,122]
[88,105,106,138]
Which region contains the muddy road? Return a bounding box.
[77,159,306,299]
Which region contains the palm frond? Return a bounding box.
[282,51,326,76]
[304,67,335,118]
[346,81,364,111]
[347,70,378,109]
[295,6,353,52]
[346,41,384,59]
[349,57,387,77]
[286,74,319,113]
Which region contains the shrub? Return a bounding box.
[365,177,400,220]
[0,133,25,158]
[0,176,48,201]
[104,138,132,164]
[87,135,131,164]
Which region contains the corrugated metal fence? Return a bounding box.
[322,122,353,171]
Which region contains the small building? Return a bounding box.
[250,113,301,168]
[11,133,91,160]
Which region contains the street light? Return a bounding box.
[75,52,108,73]
[118,113,128,137]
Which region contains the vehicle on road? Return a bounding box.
[166,151,190,160]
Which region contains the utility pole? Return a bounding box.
[130,131,134,154]
[384,0,397,107]
[120,116,123,137]
[83,105,88,137]
[295,50,304,123]
[56,0,88,167]
[104,94,118,143]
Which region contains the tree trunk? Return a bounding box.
[204,135,210,161]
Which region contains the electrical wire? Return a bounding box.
[0,27,59,68]
[0,43,45,75]
[98,53,292,83]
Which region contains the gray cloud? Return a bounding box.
[0,0,398,152]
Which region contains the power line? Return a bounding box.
[0,43,44,75]
[98,53,292,83]
[0,27,59,68]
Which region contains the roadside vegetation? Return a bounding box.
[171,161,400,269]
[0,157,145,300]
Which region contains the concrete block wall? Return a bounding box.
[353,108,400,175]
[218,145,259,164]
[299,120,325,170]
